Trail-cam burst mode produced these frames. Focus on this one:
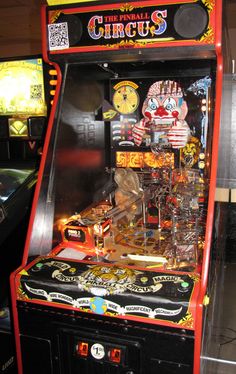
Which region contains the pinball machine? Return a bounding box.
[10,0,230,373]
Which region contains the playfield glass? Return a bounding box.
[28,60,214,275]
[0,168,34,203]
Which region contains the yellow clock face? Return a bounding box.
[113,85,139,114]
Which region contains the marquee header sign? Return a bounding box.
[87,9,168,41]
[46,1,215,54]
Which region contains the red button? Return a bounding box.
[109,348,121,363]
[77,342,89,357]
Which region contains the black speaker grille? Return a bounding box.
[57,14,83,46]
[174,4,208,39]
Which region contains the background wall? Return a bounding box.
[0,0,236,63]
[0,0,45,58]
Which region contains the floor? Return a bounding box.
[201,262,236,374]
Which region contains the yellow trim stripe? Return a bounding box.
[47,0,98,5]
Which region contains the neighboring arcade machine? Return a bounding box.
[10,1,230,373]
[0,56,50,245]
[0,56,50,373]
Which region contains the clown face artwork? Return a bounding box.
[132,80,191,150]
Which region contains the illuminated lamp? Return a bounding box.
[49,79,57,86]
[109,348,121,364]
[49,69,57,76]
[77,341,89,357]
[8,118,28,137]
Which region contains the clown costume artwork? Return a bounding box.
[132,80,191,150]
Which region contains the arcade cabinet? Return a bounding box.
[0,56,50,373]
[10,1,230,373]
[0,56,49,245]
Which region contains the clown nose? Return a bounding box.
[155,106,168,117]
